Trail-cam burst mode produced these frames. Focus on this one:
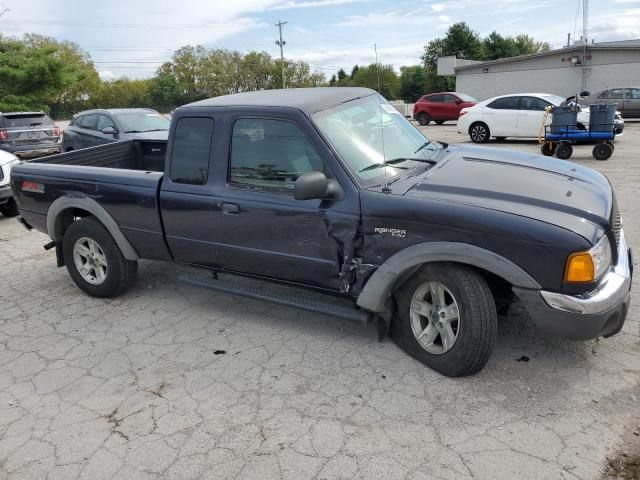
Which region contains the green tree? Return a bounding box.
[399,65,427,102]
[421,38,445,70]
[337,68,347,82]
[441,22,483,60]
[482,31,518,60]
[513,34,551,55]
[349,64,399,99]
[329,74,337,87]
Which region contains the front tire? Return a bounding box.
[62,217,137,298]
[417,113,431,126]
[0,198,19,217]
[469,122,490,143]
[391,264,497,377]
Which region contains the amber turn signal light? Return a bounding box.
[565,252,595,283]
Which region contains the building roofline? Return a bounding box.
[454,40,640,72]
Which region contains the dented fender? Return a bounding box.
[356,241,541,313]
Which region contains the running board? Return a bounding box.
[179,274,372,325]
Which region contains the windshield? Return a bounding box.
[542,94,568,106]
[116,111,170,133]
[312,94,439,187]
[457,93,478,102]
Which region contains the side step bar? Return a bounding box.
[179,274,373,325]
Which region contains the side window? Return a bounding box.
[229,118,324,192]
[608,89,625,99]
[627,88,640,99]
[80,114,98,130]
[443,94,458,103]
[97,115,116,131]
[70,116,80,127]
[170,117,214,185]
[520,96,549,111]
[487,97,520,110]
[429,94,444,103]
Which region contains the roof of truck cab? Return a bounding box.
[184,87,377,113]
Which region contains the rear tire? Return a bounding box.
[62,217,137,298]
[391,263,497,377]
[555,143,573,160]
[593,142,613,161]
[417,113,431,126]
[469,122,490,143]
[0,198,19,217]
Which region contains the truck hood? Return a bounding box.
[400,145,612,242]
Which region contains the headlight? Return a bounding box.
[565,235,612,283]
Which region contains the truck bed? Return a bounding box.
[32,139,167,172]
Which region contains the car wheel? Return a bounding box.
[0,198,19,217]
[435,120,445,125]
[555,143,573,160]
[541,142,556,157]
[593,142,613,161]
[63,217,137,298]
[469,122,490,143]
[391,263,497,377]
[417,113,431,126]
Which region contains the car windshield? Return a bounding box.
[542,94,568,106]
[115,111,170,133]
[457,93,478,102]
[312,94,439,187]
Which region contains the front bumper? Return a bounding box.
[514,230,632,340]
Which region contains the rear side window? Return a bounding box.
[229,118,324,192]
[607,89,625,99]
[443,94,458,103]
[487,97,520,110]
[519,97,550,111]
[3,113,54,128]
[170,117,214,185]
[428,94,444,103]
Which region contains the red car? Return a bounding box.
[413,92,478,126]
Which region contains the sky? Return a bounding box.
[1,0,639,80]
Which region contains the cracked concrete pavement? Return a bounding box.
[1,123,639,480]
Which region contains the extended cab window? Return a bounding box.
[170,117,214,185]
[229,118,323,192]
[487,97,520,110]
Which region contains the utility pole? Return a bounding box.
[275,20,287,89]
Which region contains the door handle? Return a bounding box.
[221,202,240,215]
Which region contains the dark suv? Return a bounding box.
[63,108,170,151]
[413,92,477,126]
[0,112,61,159]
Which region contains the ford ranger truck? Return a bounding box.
[10,88,632,377]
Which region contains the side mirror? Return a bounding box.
[294,171,343,201]
[101,126,117,135]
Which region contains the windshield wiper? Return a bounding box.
[413,141,432,154]
[359,157,437,173]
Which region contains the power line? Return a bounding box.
[275,20,287,89]
[0,17,261,29]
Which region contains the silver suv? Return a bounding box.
[0,112,62,160]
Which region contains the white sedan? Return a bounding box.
[457,93,623,143]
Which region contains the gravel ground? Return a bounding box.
[0,123,639,480]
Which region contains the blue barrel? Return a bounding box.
[550,105,579,133]
[589,104,616,132]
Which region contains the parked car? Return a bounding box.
[458,93,624,143]
[0,149,20,217]
[62,108,170,151]
[413,92,477,125]
[579,88,640,118]
[12,88,631,377]
[0,112,61,160]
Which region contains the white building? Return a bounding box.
[438,39,640,100]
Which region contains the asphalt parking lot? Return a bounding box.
[1,123,639,480]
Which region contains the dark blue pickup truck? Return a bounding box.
[10,88,632,376]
